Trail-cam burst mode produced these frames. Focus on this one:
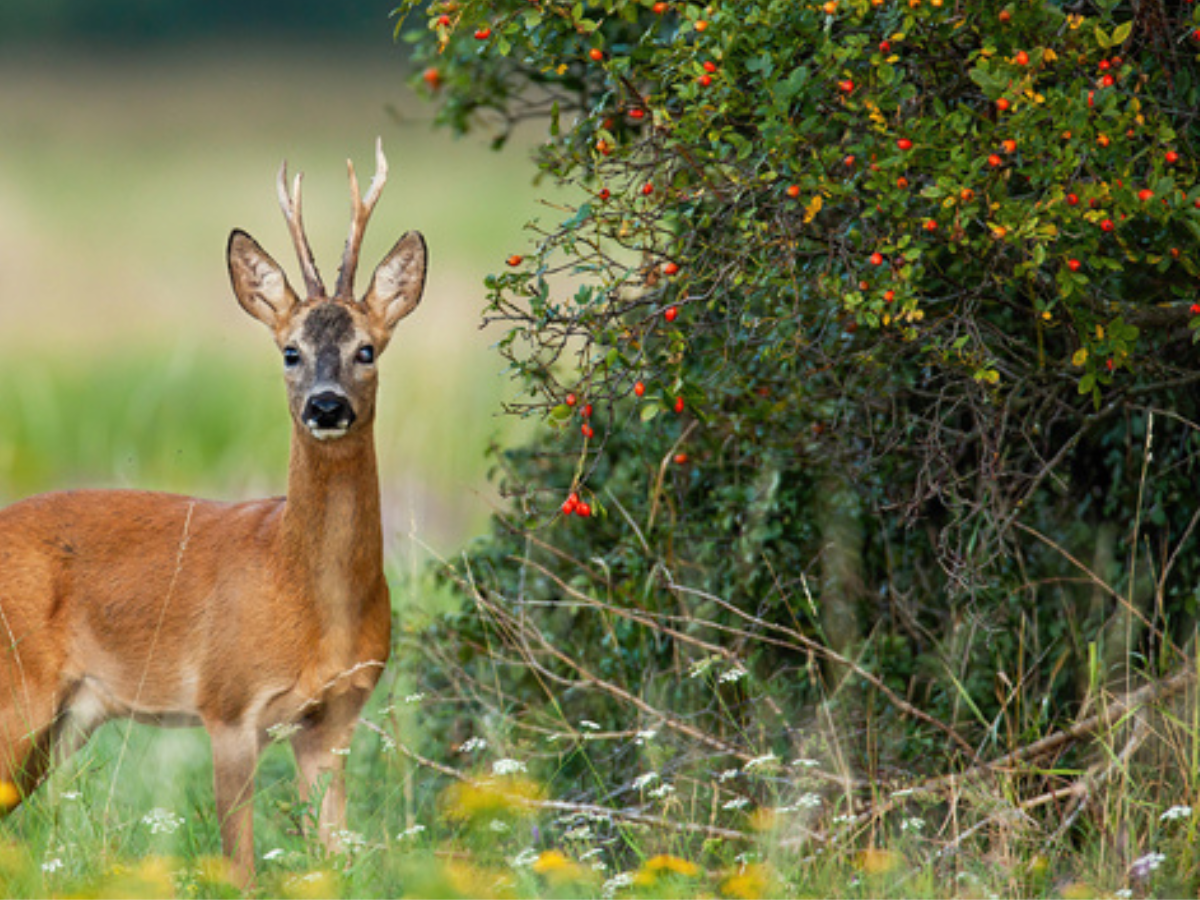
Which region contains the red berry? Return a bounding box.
[634,381,646,397]
[673,452,689,465]
[628,108,645,120]
[698,74,713,87]
[879,40,891,52]
[1100,74,1114,88]
[838,79,854,94]
[1101,219,1115,232]
[589,48,605,61]
[703,60,717,74]
[883,290,895,302]
[1014,50,1029,66]
[474,26,491,39]
[566,393,577,406]
[1066,193,1079,206]
[988,153,1003,167]
[664,305,679,322]
[996,97,1010,112]
[897,138,913,151]
[598,188,611,200]
[581,423,594,438]
[562,495,578,515]
[506,254,523,266]
[869,252,884,266]
[642,182,654,196]
[576,502,592,517]
[1191,303,1200,316]
[673,396,685,414]
[1138,188,1154,202]
[786,184,801,198]
[422,67,442,90]
[653,1,668,11]
[1166,150,1180,164]
[998,9,1011,22]
[663,261,680,276]
[581,403,593,418]
[924,219,937,232]
[1067,258,1081,271]
[437,14,451,26]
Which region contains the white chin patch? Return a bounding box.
[306,423,350,441]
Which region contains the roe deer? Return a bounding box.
[0,139,425,883]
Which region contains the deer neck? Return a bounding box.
[280,424,385,647]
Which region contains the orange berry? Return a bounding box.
[634,381,646,397]
[786,184,801,198]
[694,19,708,31]
[1002,139,1017,154]
[588,48,604,62]
[1014,50,1029,66]
[960,188,975,202]
[422,67,442,90]
[996,97,1010,112]
[474,26,491,39]
[506,254,523,267]
[663,261,680,276]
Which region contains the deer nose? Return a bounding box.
[303,391,356,434]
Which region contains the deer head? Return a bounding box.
[226,139,426,441]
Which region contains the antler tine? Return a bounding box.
[276,161,327,298]
[334,137,389,300]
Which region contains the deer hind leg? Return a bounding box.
[289,688,370,854]
[207,721,262,888]
[0,652,62,808]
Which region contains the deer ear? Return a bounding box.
[362,231,427,336]
[227,230,299,329]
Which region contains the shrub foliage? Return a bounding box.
[397,0,1200,866]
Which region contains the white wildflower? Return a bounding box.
[833,813,858,824]
[60,791,81,801]
[459,736,488,753]
[492,758,527,776]
[631,772,659,791]
[332,829,366,850]
[901,816,925,833]
[1113,890,1133,899]
[262,848,286,861]
[511,848,540,868]
[578,848,604,861]
[602,872,636,898]
[1161,805,1192,822]
[688,656,718,679]
[405,692,427,704]
[489,819,511,833]
[890,787,915,798]
[267,722,302,742]
[796,792,822,809]
[579,720,601,731]
[379,733,397,752]
[647,782,675,799]
[718,768,741,782]
[1130,851,1167,879]
[722,797,751,810]
[330,746,351,756]
[634,729,657,745]
[719,666,748,683]
[398,824,426,840]
[791,757,819,768]
[744,753,779,771]
[142,808,184,835]
[41,858,63,874]
[564,825,593,841]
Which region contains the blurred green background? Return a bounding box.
[0,0,550,561]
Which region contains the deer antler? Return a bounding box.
[276,162,327,299]
[334,138,389,301]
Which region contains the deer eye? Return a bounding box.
[283,346,301,368]
[355,345,376,365]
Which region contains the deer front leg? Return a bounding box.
[290,690,369,854]
[209,722,262,887]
